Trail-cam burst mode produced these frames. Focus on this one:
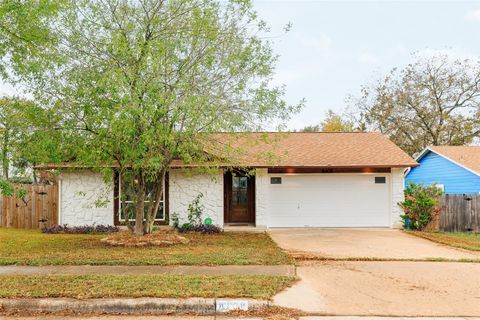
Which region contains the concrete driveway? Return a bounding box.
[274,261,480,316]
[268,228,480,260]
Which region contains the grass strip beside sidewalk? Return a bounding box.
[0,274,297,299]
[407,231,480,251]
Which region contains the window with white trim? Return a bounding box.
[434,183,445,193]
[118,174,165,222]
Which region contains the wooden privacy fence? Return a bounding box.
[0,184,58,229]
[434,194,480,232]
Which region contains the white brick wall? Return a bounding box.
[59,170,114,226]
[391,167,406,228]
[255,168,268,228]
[168,169,224,227]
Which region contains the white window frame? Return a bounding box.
[118,175,166,222]
[434,183,445,193]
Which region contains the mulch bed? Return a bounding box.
[101,231,190,247]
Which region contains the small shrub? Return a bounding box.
[398,182,443,230]
[42,224,119,234]
[171,212,180,228]
[174,193,222,234]
[187,193,204,226]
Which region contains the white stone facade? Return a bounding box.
[168,169,224,227]
[391,167,406,228]
[254,168,268,228]
[56,167,407,229]
[58,170,114,226]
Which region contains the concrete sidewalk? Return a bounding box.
[0,265,295,276]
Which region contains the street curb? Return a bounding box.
[0,298,270,315]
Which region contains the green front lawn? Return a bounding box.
[0,274,296,299]
[0,228,292,266]
[409,231,480,251]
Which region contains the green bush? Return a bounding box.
[399,182,443,230]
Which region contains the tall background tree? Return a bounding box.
[0,97,58,181]
[300,109,356,132]
[354,55,480,155]
[0,0,301,234]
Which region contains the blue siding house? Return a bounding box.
[406,146,480,194]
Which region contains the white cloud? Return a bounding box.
[271,32,335,86]
[357,51,381,65]
[272,62,323,89]
[296,33,332,54]
[464,8,480,21]
[388,43,409,56]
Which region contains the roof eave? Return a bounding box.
[37,163,419,170]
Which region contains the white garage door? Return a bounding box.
[267,174,391,228]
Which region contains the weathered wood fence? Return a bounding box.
[1,184,58,229]
[435,194,480,232]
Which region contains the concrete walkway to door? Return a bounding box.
[268,228,480,260]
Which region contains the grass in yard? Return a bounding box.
[0,274,296,299]
[408,231,480,251]
[0,228,292,266]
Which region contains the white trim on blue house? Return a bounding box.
[409,147,480,178]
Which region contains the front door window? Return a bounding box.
[228,173,250,223]
[231,176,248,207]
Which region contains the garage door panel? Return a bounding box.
[267,174,390,228]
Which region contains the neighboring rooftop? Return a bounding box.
[427,146,480,176]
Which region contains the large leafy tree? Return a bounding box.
[354,55,480,155]
[0,96,60,188]
[0,0,300,234]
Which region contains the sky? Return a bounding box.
[251,0,480,129]
[1,1,480,130]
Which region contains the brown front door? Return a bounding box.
[224,171,255,224]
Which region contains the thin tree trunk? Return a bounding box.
[119,171,133,232]
[134,172,146,236]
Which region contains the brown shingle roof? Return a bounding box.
[429,146,480,175]
[38,132,418,169]
[177,132,417,168]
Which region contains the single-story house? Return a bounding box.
[47,132,417,229]
[406,146,480,194]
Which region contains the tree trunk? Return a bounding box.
[2,128,9,179]
[134,172,146,236]
[145,169,167,234]
[119,171,134,232]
